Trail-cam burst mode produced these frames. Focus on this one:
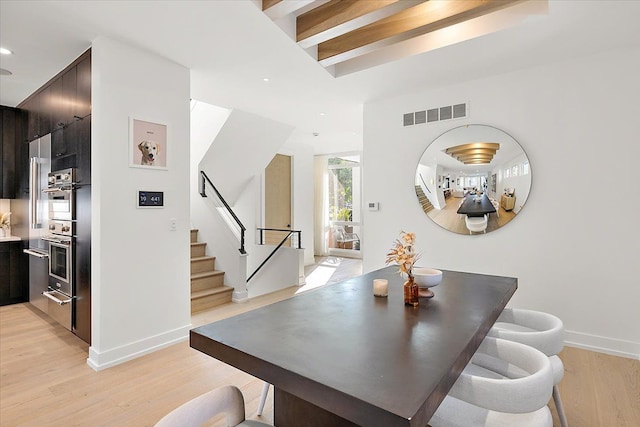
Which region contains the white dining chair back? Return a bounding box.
[155,385,271,427]
[465,214,488,234]
[429,336,554,427]
[487,308,568,427]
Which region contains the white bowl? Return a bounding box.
[413,268,443,288]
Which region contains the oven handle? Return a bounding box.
[42,186,73,193]
[42,236,72,245]
[43,291,74,305]
[23,249,49,259]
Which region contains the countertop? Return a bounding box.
[0,235,21,242]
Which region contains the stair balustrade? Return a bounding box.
[248,228,302,283]
[199,171,246,254]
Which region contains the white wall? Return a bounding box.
[89,37,191,370]
[363,47,640,359]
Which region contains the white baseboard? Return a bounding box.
[87,324,192,371]
[564,330,639,360]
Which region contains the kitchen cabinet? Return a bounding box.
[76,55,91,119]
[74,184,91,343]
[0,241,29,306]
[1,106,21,199]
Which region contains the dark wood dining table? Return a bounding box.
[456,193,496,217]
[190,266,517,427]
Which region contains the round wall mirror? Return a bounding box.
[415,124,531,235]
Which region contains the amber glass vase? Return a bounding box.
[404,275,419,307]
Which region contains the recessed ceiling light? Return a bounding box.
[319,112,325,116]
[263,77,270,82]
[0,68,12,76]
[0,47,13,55]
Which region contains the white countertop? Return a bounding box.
[0,235,21,242]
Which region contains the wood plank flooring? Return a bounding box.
[427,195,516,234]
[1,256,638,426]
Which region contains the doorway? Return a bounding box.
[264,154,292,246]
[327,154,361,258]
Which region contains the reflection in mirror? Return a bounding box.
[415,124,531,235]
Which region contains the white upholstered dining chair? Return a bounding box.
[429,336,554,427]
[155,385,271,427]
[465,214,488,234]
[487,308,568,427]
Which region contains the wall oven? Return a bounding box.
[41,168,77,332]
[42,220,74,330]
[44,168,75,221]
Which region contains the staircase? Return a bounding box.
[415,185,434,215]
[190,229,234,312]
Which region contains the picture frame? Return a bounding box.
[129,117,168,170]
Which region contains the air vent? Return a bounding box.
[403,102,468,127]
[403,113,414,126]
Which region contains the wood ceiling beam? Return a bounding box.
[317,0,521,61]
[263,0,281,11]
[263,0,324,21]
[296,0,427,48]
[445,142,500,153]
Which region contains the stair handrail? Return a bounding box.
[248,228,302,283]
[419,173,431,194]
[199,170,246,254]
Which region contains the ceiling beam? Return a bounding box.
[446,142,500,153]
[317,0,522,61]
[263,0,324,21]
[296,0,427,48]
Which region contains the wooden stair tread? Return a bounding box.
[190,242,206,246]
[190,255,216,262]
[191,270,225,280]
[191,286,233,298]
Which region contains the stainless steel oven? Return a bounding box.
[44,168,75,221]
[42,218,75,331]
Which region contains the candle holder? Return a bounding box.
[373,279,388,297]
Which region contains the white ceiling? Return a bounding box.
[1,1,639,153]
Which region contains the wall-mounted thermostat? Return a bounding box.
[367,202,379,211]
[137,190,164,208]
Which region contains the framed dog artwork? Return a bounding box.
[129,117,168,170]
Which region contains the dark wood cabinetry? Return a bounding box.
[21,50,91,143]
[15,48,92,343]
[1,106,25,199]
[0,241,29,306]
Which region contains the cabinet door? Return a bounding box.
[0,241,29,306]
[23,97,40,142]
[0,243,9,304]
[76,56,91,118]
[50,77,66,131]
[38,85,53,137]
[1,108,17,198]
[76,115,91,185]
[61,66,77,126]
[74,184,91,343]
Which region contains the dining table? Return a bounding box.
[190,266,517,427]
[456,193,496,217]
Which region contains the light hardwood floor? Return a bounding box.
[1,257,638,427]
[427,195,516,234]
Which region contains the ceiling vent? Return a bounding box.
[403,102,468,127]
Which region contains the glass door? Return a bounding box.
[327,154,361,258]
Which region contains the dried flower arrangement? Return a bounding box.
[385,231,421,279]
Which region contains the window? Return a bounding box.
[511,165,519,177]
[504,168,510,178]
[522,161,530,175]
[328,155,361,254]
